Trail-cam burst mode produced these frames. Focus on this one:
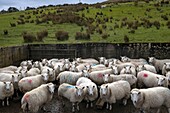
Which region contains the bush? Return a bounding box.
[101,33,109,39]
[55,31,69,41]
[153,21,160,29]
[23,32,36,43]
[124,35,129,43]
[3,30,8,35]
[75,32,90,40]
[10,23,16,27]
[36,30,48,42]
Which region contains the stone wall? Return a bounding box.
[0,43,170,67]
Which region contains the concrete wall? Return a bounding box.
[0,43,170,67]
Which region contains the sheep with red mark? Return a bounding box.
[76,77,98,108]
[88,68,114,85]
[58,83,85,112]
[56,70,89,85]
[18,74,49,93]
[100,80,131,110]
[21,83,55,113]
[0,81,14,106]
[137,70,168,88]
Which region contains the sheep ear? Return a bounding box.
[138,92,141,95]
[164,63,167,66]
[156,77,159,79]
[108,74,110,76]
[82,87,85,89]
[86,86,89,88]
[106,85,108,88]
[12,75,14,78]
[75,86,78,89]
[3,82,6,84]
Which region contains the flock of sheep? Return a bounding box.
[0,56,170,113]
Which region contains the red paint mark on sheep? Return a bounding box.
[24,94,30,101]
[143,73,148,77]
[98,73,103,78]
[28,80,32,83]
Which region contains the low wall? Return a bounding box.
[0,43,170,67]
[0,45,29,67]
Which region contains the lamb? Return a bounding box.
[58,83,85,112]
[21,83,55,113]
[102,74,137,86]
[131,87,170,113]
[137,70,168,88]
[88,68,114,85]
[120,65,136,76]
[18,74,49,93]
[0,81,14,106]
[162,62,170,75]
[100,80,131,110]
[76,77,98,108]
[149,57,170,73]
[136,64,157,73]
[56,70,89,85]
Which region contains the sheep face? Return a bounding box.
[75,86,85,97]
[157,77,166,86]
[58,65,65,72]
[166,72,170,81]
[12,74,21,83]
[137,65,146,72]
[104,60,109,67]
[47,83,55,94]
[41,58,48,66]
[148,57,155,64]
[33,61,41,68]
[65,63,70,71]
[100,85,108,97]
[41,73,49,82]
[86,85,95,96]
[20,69,27,78]
[82,70,89,77]
[69,64,77,72]
[4,82,13,92]
[164,63,170,71]
[124,66,132,74]
[103,74,111,83]
[111,65,119,75]
[130,90,141,106]
[121,56,129,62]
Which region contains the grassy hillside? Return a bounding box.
[0,1,170,47]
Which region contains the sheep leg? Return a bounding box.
[76,102,80,111]
[72,103,75,113]
[86,100,89,108]
[168,108,170,113]
[123,99,127,105]
[6,97,9,106]
[109,103,112,110]
[106,103,109,109]
[156,108,160,113]
[2,101,5,106]
[90,101,93,108]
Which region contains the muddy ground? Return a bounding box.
[0,86,169,113]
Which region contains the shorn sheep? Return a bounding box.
[76,77,98,108]
[131,87,170,113]
[137,70,168,88]
[0,81,14,106]
[21,83,55,113]
[58,83,85,112]
[99,80,131,110]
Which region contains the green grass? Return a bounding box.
[0,1,170,47]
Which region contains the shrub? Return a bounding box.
[36,30,48,42]
[3,30,8,35]
[23,32,36,43]
[153,21,160,29]
[161,15,168,21]
[75,32,90,40]
[55,31,69,41]
[10,23,16,27]
[124,35,129,43]
[101,33,109,39]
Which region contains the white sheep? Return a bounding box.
[85,64,108,72]
[26,68,41,77]
[41,66,56,82]
[149,57,170,73]
[100,80,131,110]
[137,70,168,88]
[56,70,89,85]
[18,74,49,93]
[75,58,99,64]
[58,83,85,112]
[102,74,137,86]
[21,83,55,113]
[121,56,147,63]
[76,77,98,108]
[0,81,14,106]
[32,61,43,71]
[41,58,48,66]
[0,65,18,73]
[162,62,170,75]
[136,64,157,73]
[120,65,136,76]
[131,87,170,113]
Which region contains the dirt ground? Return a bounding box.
[0,85,169,113]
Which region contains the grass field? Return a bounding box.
[0,1,170,47]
